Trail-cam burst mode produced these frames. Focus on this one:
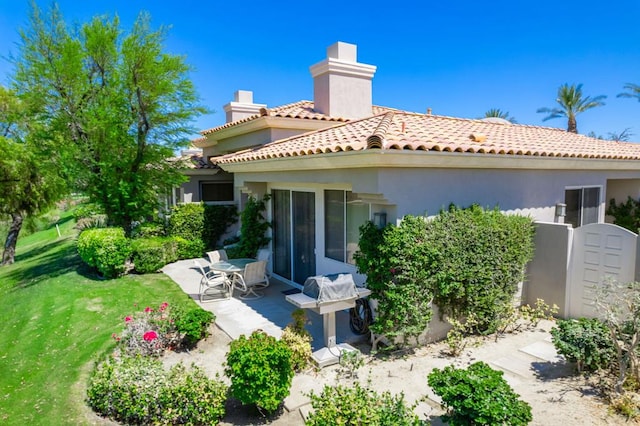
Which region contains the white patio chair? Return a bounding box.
[194,259,231,302]
[256,248,271,283]
[207,249,228,264]
[231,260,268,300]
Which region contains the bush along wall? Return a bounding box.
[355,204,535,346]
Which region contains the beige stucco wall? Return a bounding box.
[525,222,573,317]
[607,178,640,204]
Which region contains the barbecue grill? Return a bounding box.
[286,273,371,367]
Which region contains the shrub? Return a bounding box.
[130,237,175,274]
[73,202,104,221]
[87,355,227,425]
[224,330,293,414]
[354,217,435,346]
[426,205,535,333]
[280,327,312,372]
[168,203,206,254]
[607,196,640,233]
[77,227,131,278]
[227,195,270,259]
[131,221,166,238]
[171,235,205,259]
[74,214,108,231]
[428,361,532,425]
[114,302,182,356]
[550,318,615,372]
[172,306,215,348]
[203,204,238,249]
[306,381,421,426]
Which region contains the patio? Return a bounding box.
[162,258,368,350]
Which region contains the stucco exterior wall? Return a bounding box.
[525,222,573,317]
[607,178,640,204]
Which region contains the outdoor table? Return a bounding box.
[209,258,255,274]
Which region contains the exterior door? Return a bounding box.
[568,223,637,318]
[292,191,316,284]
[272,190,316,285]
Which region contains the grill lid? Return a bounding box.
[302,273,359,305]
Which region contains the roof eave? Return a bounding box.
[195,116,340,148]
[217,150,640,173]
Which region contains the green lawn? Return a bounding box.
[0,210,198,425]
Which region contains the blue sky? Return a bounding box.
[1,0,640,140]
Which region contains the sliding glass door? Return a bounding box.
[272,190,316,285]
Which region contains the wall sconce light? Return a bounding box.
[555,203,566,218]
[373,212,387,228]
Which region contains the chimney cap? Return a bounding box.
[327,42,358,62]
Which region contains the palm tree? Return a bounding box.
[536,83,606,134]
[618,83,640,102]
[483,108,517,123]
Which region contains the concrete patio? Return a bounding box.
[162,258,368,350]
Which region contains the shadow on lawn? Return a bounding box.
[8,240,85,290]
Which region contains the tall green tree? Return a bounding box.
[0,86,65,265]
[12,3,206,234]
[536,83,606,134]
[482,108,517,123]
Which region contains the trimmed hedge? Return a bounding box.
[130,237,177,274]
[77,227,131,278]
[87,355,227,425]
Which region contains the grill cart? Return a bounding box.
[286,273,371,367]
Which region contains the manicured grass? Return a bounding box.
[0,210,199,425]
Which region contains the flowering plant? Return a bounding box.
[114,302,181,357]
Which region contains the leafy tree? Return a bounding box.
[482,108,517,123]
[536,83,606,133]
[0,86,65,265]
[12,3,207,235]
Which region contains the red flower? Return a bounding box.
[143,330,158,341]
[124,316,132,322]
[160,302,168,311]
[144,306,152,313]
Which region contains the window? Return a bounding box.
[325,190,369,264]
[200,181,234,203]
[564,187,600,228]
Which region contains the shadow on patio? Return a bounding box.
[162,258,368,350]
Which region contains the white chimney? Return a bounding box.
[223,90,266,123]
[309,42,377,119]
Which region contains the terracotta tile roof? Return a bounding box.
[200,100,399,135]
[214,111,640,164]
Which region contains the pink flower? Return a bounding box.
[143,330,158,342]
[160,302,168,311]
[144,306,152,313]
[124,316,132,322]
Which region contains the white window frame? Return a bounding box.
[564,185,602,227]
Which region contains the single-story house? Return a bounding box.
[182,41,640,289]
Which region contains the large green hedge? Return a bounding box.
[77,227,131,278]
[426,205,535,332]
[168,203,237,252]
[355,204,535,343]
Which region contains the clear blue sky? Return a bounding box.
[1,0,640,141]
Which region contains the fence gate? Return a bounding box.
[567,223,637,318]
